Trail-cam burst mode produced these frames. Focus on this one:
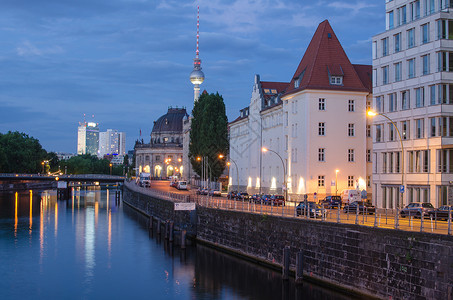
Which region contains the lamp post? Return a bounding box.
[109,163,112,175]
[262,147,287,203]
[335,169,339,196]
[367,110,404,208]
[219,154,239,193]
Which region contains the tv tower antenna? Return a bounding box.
[189,5,205,103]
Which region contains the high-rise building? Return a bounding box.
[77,121,99,156]
[189,6,205,102]
[99,129,126,157]
[372,0,453,208]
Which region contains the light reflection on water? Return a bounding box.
[0,187,351,300]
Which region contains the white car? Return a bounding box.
[176,181,187,190]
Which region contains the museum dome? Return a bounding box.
[151,107,187,134]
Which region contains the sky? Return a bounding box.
[0,0,385,153]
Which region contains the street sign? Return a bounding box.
[399,185,405,193]
[361,189,367,199]
[174,203,196,211]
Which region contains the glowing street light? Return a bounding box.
[261,147,287,203]
[219,154,238,193]
[367,110,404,208]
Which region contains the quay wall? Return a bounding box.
[124,183,453,300]
[123,183,196,236]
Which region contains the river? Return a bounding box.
[0,187,352,300]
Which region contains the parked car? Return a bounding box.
[209,189,222,197]
[428,205,453,220]
[176,181,187,190]
[250,194,262,203]
[400,202,435,218]
[197,188,209,195]
[296,201,326,218]
[320,196,342,209]
[261,194,272,205]
[237,192,250,201]
[270,195,285,206]
[227,191,238,199]
[343,201,375,214]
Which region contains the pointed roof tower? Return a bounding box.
[285,20,368,96]
[189,6,205,103]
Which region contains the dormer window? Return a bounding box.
[263,89,270,94]
[330,76,343,85]
[294,69,305,89]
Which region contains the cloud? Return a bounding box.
[16,41,64,57]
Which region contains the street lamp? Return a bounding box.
[109,163,112,175]
[219,154,239,193]
[367,110,404,208]
[262,147,287,203]
[335,169,339,196]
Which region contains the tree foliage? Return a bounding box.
[0,131,47,173]
[59,154,123,175]
[189,92,229,180]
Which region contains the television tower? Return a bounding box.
[189,6,205,102]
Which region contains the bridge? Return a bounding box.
[0,173,126,183]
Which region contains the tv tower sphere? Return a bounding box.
[190,65,205,85]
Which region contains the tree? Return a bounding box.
[189,92,229,180]
[0,131,47,173]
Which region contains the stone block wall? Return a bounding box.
[196,206,453,299]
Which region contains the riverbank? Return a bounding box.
[123,181,453,300]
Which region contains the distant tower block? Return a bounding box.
[189,6,205,102]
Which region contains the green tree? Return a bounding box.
[0,131,47,173]
[189,92,229,180]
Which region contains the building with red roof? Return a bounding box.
[228,20,372,201]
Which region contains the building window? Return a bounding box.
[376,124,383,142]
[318,148,325,162]
[430,85,436,105]
[366,125,371,137]
[155,155,161,162]
[330,76,343,85]
[411,1,421,20]
[408,58,415,78]
[415,87,424,107]
[389,93,397,112]
[318,175,325,187]
[437,51,453,72]
[407,28,415,48]
[319,98,325,110]
[348,149,355,162]
[397,5,407,26]
[416,118,424,138]
[372,41,377,59]
[367,176,371,187]
[394,33,401,53]
[367,149,371,162]
[383,153,387,173]
[421,23,429,44]
[382,37,389,56]
[401,90,410,110]
[394,62,401,82]
[382,66,389,85]
[422,54,430,75]
[348,123,355,137]
[430,117,436,136]
[387,11,394,30]
[318,122,325,136]
[401,120,409,140]
[348,176,354,188]
[389,123,395,141]
[376,96,384,113]
[348,99,355,112]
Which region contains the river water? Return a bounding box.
[0,187,351,300]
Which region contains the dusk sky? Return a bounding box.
[0,0,384,153]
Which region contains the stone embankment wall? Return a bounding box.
[124,184,453,299]
[196,206,453,300]
[123,182,196,236]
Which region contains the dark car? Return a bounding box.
[270,195,285,206]
[261,194,272,205]
[343,201,375,214]
[209,189,222,197]
[227,191,238,199]
[400,202,435,218]
[320,196,342,209]
[429,205,453,220]
[296,201,326,218]
[251,194,263,203]
[237,192,250,201]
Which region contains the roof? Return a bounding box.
[285,20,369,96]
[151,107,187,134]
[352,64,372,93]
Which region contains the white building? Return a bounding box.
[372,0,453,208]
[229,20,373,202]
[99,129,126,157]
